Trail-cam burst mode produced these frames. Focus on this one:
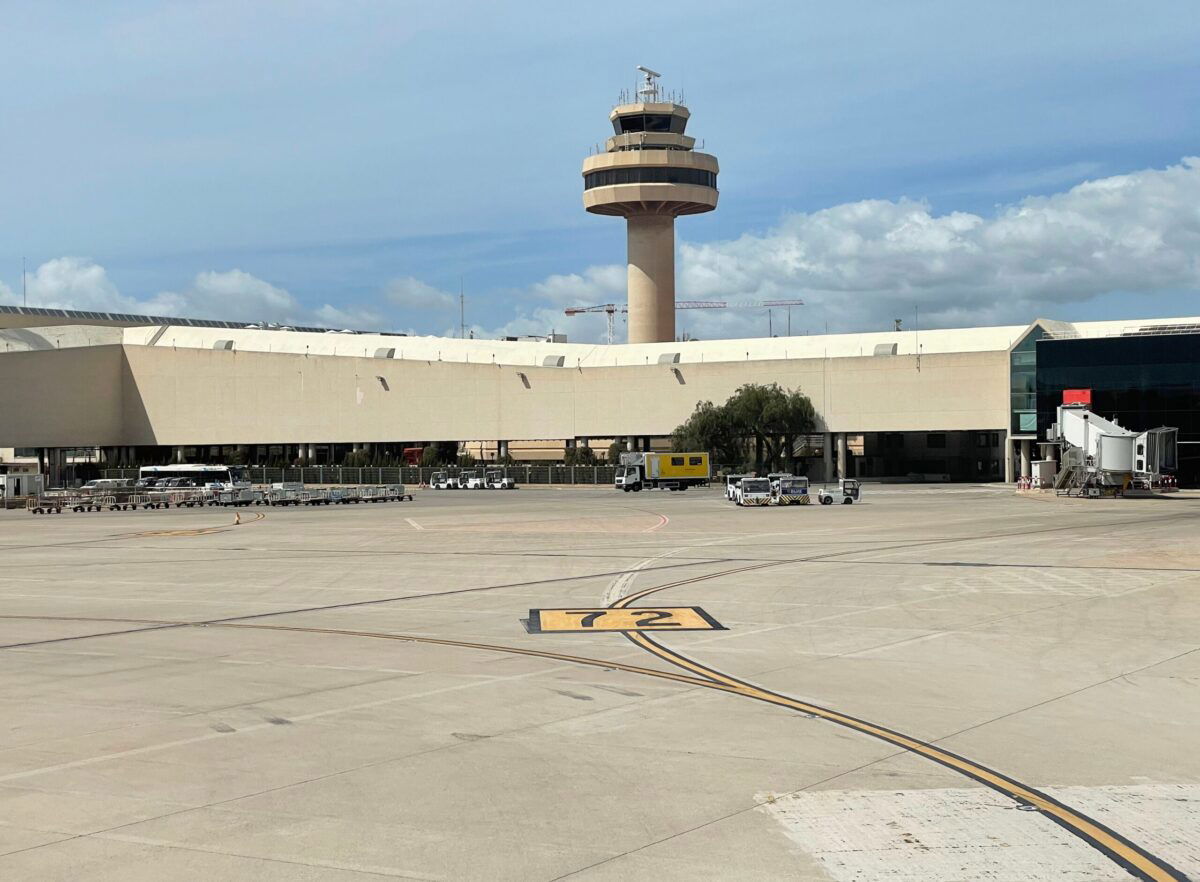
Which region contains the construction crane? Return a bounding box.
[563,299,804,343]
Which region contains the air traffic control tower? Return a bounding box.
[582,67,719,344]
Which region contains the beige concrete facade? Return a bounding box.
[0,337,1008,448]
[627,215,677,344]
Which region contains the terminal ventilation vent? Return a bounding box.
[542,355,566,367]
[873,343,898,356]
[657,352,681,364]
[373,347,396,359]
[213,340,235,351]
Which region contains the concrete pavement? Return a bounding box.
[1,487,1197,880]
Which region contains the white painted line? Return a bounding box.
[405,517,424,531]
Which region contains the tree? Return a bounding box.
[564,446,597,466]
[606,440,624,465]
[343,450,371,468]
[419,441,460,468]
[669,383,816,473]
[724,383,816,473]
[670,400,743,467]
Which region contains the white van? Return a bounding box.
[81,478,133,494]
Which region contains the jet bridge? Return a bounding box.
[1049,404,1177,495]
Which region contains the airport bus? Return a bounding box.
[137,464,249,489]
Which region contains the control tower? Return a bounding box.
[582,67,719,344]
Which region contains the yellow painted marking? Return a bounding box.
[609,566,1187,882]
[128,511,266,538]
[529,606,723,633]
[4,606,1183,880]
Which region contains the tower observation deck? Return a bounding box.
[582,67,719,344]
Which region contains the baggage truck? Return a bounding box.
[615,452,710,492]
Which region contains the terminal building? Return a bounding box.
[1,306,1196,486]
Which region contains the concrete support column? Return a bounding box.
[306,443,317,464]
[625,437,635,452]
[498,440,509,460]
[1003,432,1014,483]
[642,437,652,452]
[626,215,675,344]
[822,432,833,482]
[173,446,185,464]
[837,433,848,479]
[1020,439,1032,479]
[47,449,63,487]
[565,439,576,450]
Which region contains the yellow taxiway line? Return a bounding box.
[610,565,1188,882]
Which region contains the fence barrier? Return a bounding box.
[103,465,621,487]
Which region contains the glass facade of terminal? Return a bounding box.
[1035,333,1200,486]
[584,167,717,190]
[1009,327,1044,435]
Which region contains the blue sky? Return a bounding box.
[2,1,1199,340]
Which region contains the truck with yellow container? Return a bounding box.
[615,452,710,492]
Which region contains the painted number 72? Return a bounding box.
[568,610,680,628]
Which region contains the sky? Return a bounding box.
[2,0,1199,342]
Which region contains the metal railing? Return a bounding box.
[103,465,621,486]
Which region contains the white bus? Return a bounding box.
[138,464,249,489]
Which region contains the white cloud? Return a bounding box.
[678,156,1200,330]
[25,257,133,313]
[19,258,381,330]
[481,156,1200,342]
[150,269,299,322]
[0,279,14,302]
[17,157,1200,345]
[312,303,385,330]
[384,276,456,311]
[528,265,626,306]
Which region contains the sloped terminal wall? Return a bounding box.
[0,345,126,446]
[118,345,1008,445]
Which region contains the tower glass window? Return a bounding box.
[584,168,716,190]
[612,114,687,135]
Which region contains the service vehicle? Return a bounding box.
[615,452,710,492]
[734,477,773,506]
[460,469,488,490]
[430,471,460,490]
[818,478,861,505]
[138,464,249,489]
[486,470,516,490]
[80,478,133,494]
[773,476,810,505]
[724,473,753,501]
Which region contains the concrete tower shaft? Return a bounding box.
[581,72,718,343]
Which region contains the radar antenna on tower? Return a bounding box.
[635,65,661,102]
